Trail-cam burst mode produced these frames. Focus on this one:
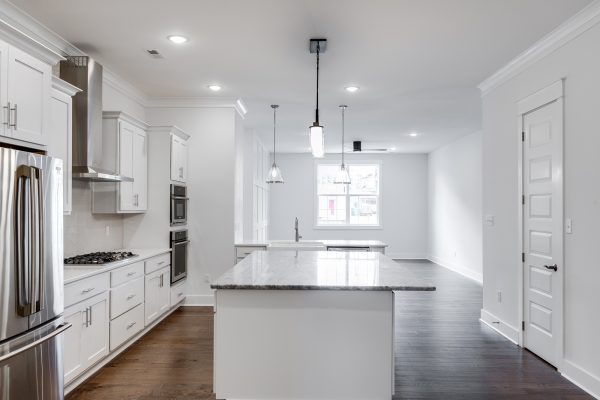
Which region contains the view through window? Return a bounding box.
[316,163,380,227]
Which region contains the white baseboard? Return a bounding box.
[184,294,214,306]
[428,255,483,284]
[388,253,428,260]
[479,309,520,345]
[561,360,600,399]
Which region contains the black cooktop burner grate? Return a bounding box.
[64,251,138,265]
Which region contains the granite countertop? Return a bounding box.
[234,240,388,248]
[211,250,435,291]
[64,248,171,285]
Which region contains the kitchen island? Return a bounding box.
[211,250,435,400]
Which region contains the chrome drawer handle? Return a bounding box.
[126,321,136,329]
[127,272,136,277]
[178,292,184,297]
[81,287,95,293]
[127,294,136,300]
[157,261,165,266]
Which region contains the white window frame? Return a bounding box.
[313,159,383,230]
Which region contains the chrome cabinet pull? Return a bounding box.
[81,287,95,294]
[89,306,93,325]
[10,103,17,129]
[126,294,136,300]
[127,271,136,277]
[126,321,136,329]
[84,307,90,327]
[3,102,9,126]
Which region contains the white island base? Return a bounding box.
[214,289,395,400]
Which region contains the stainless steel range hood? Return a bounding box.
[59,56,132,182]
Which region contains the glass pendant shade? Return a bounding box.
[267,104,284,183]
[310,124,325,158]
[334,164,351,184]
[266,162,284,183]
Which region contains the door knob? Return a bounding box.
[544,264,558,272]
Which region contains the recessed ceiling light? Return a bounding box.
[167,35,188,44]
[345,86,359,93]
[208,84,222,92]
[390,147,397,151]
[408,132,419,137]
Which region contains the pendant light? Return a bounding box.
[266,104,284,183]
[309,39,327,158]
[334,105,351,184]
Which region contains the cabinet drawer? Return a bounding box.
[110,261,144,287]
[170,280,186,307]
[109,303,144,351]
[236,246,266,259]
[110,277,144,319]
[65,273,109,308]
[145,253,170,274]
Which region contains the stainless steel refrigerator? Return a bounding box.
[0,147,70,399]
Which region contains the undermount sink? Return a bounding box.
[268,240,326,251]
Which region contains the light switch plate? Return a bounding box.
[485,215,495,226]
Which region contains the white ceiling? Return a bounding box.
[11,0,592,153]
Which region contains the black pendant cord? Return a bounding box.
[273,106,277,164]
[315,43,320,125]
[341,106,345,166]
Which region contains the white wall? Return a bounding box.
[428,131,482,282]
[269,153,428,258]
[481,18,600,395]
[145,107,238,306]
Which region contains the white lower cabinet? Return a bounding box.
[170,279,186,308]
[63,292,110,385]
[144,266,171,326]
[110,304,144,351]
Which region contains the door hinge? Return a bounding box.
[522,321,525,331]
[522,131,525,142]
[522,253,525,263]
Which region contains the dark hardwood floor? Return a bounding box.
[68,260,591,400]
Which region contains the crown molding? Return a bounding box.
[102,67,150,106]
[478,0,600,96]
[147,125,190,140]
[51,75,82,96]
[145,96,248,118]
[102,110,149,130]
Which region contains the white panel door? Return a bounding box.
[132,128,147,210]
[522,99,563,366]
[0,40,9,139]
[6,45,51,145]
[63,304,85,384]
[119,121,135,211]
[81,292,110,368]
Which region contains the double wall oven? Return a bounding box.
[170,184,188,285]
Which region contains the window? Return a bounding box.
[316,162,381,227]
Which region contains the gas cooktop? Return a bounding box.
[64,251,138,265]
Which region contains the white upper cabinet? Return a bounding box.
[170,131,189,183]
[0,26,63,149]
[92,112,148,214]
[48,77,81,215]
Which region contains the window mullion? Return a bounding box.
[345,184,350,225]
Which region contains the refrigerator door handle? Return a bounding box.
[15,166,32,317]
[32,166,44,312]
[0,323,71,363]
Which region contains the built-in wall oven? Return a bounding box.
[170,229,188,285]
[170,184,188,226]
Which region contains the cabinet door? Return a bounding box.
[132,128,147,210]
[157,268,171,316]
[170,135,180,181]
[63,304,85,384]
[81,292,110,369]
[49,89,72,214]
[118,121,135,211]
[180,139,188,182]
[0,40,8,139]
[6,45,51,145]
[144,267,170,326]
